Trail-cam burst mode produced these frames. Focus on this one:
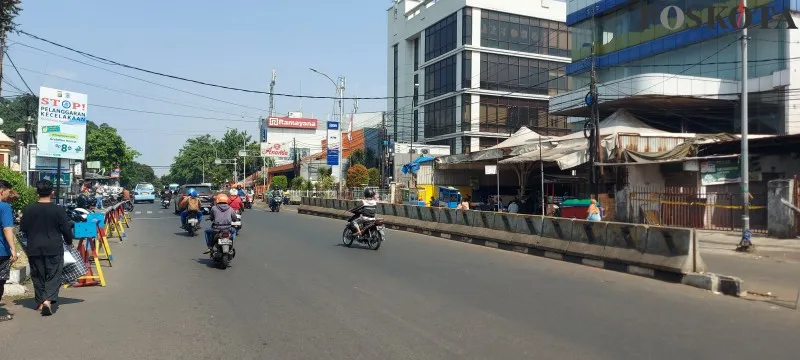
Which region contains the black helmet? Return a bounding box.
[363,188,376,199]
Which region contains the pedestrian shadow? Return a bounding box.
[13,296,85,310]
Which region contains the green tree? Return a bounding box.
[290,176,305,190]
[0,93,37,136]
[166,134,220,185]
[302,178,314,191]
[317,176,333,191]
[348,149,365,166]
[121,162,157,187]
[367,168,380,186]
[86,122,140,183]
[346,164,369,189]
[270,175,288,190]
[317,166,332,178]
[0,0,22,96]
[0,165,36,213]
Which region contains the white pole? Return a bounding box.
[338,76,345,194]
[540,135,544,215]
[739,2,751,250]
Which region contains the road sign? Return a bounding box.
[36,87,88,160]
[327,149,339,166]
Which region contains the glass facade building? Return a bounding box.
[388,0,571,153]
[553,0,800,135]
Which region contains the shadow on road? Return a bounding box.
[13,296,85,310]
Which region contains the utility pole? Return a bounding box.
[338,76,345,193]
[268,70,276,121]
[380,111,386,188]
[738,3,752,251]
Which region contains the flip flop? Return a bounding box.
[41,303,53,316]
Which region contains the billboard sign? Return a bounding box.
[267,117,318,130]
[36,87,88,160]
[39,171,71,185]
[260,142,290,158]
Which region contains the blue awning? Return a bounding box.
[401,155,435,174]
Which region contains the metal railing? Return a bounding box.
[625,186,767,233]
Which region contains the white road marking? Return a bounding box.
[146,211,153,214]
[135,211,142,215]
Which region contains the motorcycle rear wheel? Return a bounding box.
[367,231,382,250]
[342,227,354,247]
[220,254,229,269]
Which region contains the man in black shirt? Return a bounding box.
[21,180,73,316]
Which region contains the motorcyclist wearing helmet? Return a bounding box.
[205,193,238,251]
[347,188,378,235]
[236,184,246,198]
[227,188,243,212]
[179,188,203,229]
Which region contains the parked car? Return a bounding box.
[173,184,214,214]
[133,183,156,203]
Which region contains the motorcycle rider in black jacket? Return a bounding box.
[347,188,377,235]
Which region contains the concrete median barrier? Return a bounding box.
[603,222,647,266]
[437,208,457,224]
[641,226,705,274]
[421,206,437,222]
[565,220,608,260]
[538,217,572,252]
[377,203,391,215]
[489,212,514,233]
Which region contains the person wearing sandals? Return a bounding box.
[0,180,19,322]
[20,180,73,316]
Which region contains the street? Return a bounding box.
[2,203,800,360]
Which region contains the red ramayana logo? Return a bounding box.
[649,1,797,31]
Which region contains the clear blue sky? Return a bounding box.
[4,0,388,175]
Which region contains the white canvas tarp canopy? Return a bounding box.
[437,127,552,164]
[500,109,671,169]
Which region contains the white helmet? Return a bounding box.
[229,189,238,196]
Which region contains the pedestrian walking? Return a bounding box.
[95,183,104,209]
[587,199,602,221]
[20,180,73,316]
[0,180,19,322]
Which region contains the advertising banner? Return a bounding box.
[260,142,290,158]
[700,158,762,185]
[36,87,88,160]
[326,121,339,166]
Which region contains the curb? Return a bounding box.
[299,207,747,298]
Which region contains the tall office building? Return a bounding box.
[387,0,572,154]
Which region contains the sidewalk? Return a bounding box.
[697,230,800,307]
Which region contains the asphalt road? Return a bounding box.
[2,202,800,360]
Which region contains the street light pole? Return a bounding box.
[310,68,345,193]
[738,2,752,251]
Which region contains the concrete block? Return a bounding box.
[565,220,608,260]
[603,222,647,266]
[2,283,26,297]
[717,274,745,297]
[489,212,515,232]
[437,208,457,224]
[581,258,605,268]
[627,265,656,277]
[7,266,29,285]
[455,209,472,226]
[681,273,718,292]
[641,225,703,274]
[537,217,572,252]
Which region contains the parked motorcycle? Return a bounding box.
[184,211,201,237]
[342,216,385,250]
[269,196,281,212]
[209,229,236,269]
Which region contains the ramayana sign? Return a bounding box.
[267,117,318,130]
[260,142,290,158]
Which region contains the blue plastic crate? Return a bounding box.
[87,213,105,228]
[73,221,98,239]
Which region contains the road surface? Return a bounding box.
[2,203,799,360]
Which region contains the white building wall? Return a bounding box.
[786,14,800,135]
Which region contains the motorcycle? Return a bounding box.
[161,198,170,209]
[209,228,236,269]
[232,210,243,233]
[244,193,253,209]
[184,211,201,237]
[342,216,385,250]
[269,196,281,212]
